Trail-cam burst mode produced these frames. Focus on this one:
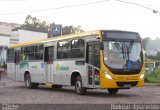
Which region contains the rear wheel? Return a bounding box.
[108,88,119,94]
[75,76,86,95]
[25,74,39,89]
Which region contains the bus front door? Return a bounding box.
[44,46,54,83]
[87,42,100,88]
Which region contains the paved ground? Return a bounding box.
[0,74,160,104]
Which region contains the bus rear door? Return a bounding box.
[44,46,54,83]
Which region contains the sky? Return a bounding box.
[0,0,160,39]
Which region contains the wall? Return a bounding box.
[0,36,10,46]
[10,30,47,44]
[18,30,47,43]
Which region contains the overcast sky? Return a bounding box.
[0,0,160,39]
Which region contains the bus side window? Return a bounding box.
[15,51,20,64]
[7,49,15,63]
[71,39,85,58]
[34,44,44,60]
[57,40,70,59]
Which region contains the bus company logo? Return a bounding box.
[31,64,38,69]
[126,76,129,80]
[56,64,60,72]
[56,64,69,72]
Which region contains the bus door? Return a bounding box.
[44,46,54,83]
[87,42,100,87]
[15,50,20,80]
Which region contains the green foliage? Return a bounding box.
[145,68,160,83]
[62,25,84,35]
[15,15,84,37]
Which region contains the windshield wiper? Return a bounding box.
[127,40,134,53]
[126,40,134,69]
[112,39,125,59]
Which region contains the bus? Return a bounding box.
[7,30,145,95]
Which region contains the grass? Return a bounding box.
[145,68,160,83]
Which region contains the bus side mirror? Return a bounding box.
[100,42,104,50]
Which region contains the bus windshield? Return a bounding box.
[103,40,142,70]
[102,31,143,74]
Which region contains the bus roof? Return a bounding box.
[8,30,101,48]
[8,30,140,48]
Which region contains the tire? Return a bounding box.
[52,85,63,89]
[108,88,119,94]
[75,76,86,95]
[25,74,39,89]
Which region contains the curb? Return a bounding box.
[145,83,160,86]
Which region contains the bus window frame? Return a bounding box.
[20,44,44,62]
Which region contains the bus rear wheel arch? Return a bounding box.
[24,72,39,89]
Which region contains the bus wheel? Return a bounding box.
[108,88,119,94]
[25,74,39,89]
[75,76,86,95]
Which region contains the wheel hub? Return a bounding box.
[76,81,81,92]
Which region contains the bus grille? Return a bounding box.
[116,81,138,87]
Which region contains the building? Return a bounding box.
[0,22,20,65]
[10,30,47,44]
[0,22,47,65]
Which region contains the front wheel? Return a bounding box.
[108,88,119,94]
[75,76,86,95]
[25,74,39,89]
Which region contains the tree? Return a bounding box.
[62,25,84,35]
[20,15,49,33]
[142,37,151,50]
[14,15,84,37]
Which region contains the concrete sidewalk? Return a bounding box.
[0,74,22,87]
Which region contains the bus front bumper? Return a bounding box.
[100,77,144,89]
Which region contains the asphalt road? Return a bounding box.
[0,74,160,104]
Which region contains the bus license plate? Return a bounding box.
[123,84,131,88]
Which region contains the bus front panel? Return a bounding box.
[99,31,144,89]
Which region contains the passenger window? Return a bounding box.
[21,44,44,61]
[71,39,85,58]
[57,40,70,59]
[7,49,15,62]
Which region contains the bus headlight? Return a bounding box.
[104,71,112,80]
[140,73,145,79]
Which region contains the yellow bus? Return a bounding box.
[7,30,144,95]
